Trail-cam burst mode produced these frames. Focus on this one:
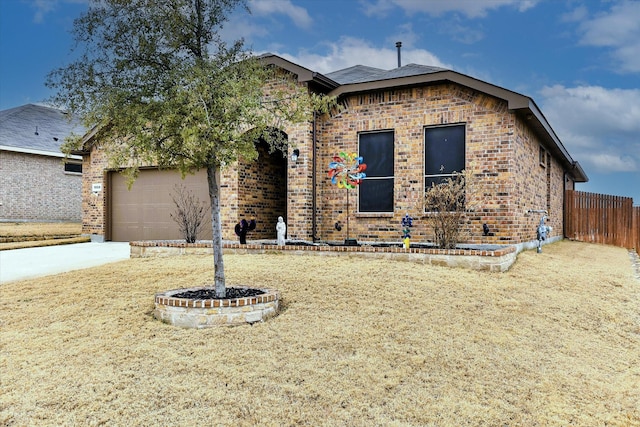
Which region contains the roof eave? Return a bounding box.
[258,54,340,92]
[0,144,81,159]
[328,69,587,182]
[72,124,103,155]
[571,161,589,183]
[514,100,587,182]
[328,70,527,107]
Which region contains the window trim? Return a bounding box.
[539,145,547,168]
[63,160,82,175]
[423,123,467,213]
[424,123,466,176]
[357,129,395,214]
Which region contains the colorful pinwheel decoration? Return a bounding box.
[328,152,367,189]
[328,152,366,243]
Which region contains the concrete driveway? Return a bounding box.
[0,242,130,284]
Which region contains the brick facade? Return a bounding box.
[235,140,287,240]
[79,147,108,236]
[315,84,570,245]
[0,150,81,222]
[79,57,584,245]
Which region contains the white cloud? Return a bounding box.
[540,85,640,173]
[30,0,86,23]
[576,0,640,73]
[587,153,637,173]
[361,0,538,18]
[31,0,59,23]
[220,13,270,46]
[224,0,312,49]
[441,20,485,44]
[359,0,394,17]
[264,36,450,73]
[561,5,588,23]
[249,0,312,29]
[385,22,420,48]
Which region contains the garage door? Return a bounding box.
[109,169,212,242]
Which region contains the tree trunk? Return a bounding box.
[207,165,226,298]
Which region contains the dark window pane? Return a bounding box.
[424,125,465,175]
[424,175,449,190]
[359,131,394,177]
[64,162,82,173]
[359,179,394,212]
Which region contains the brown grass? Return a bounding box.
[0,222,82,238]
[1,241,639,426]
[0,222,86,250]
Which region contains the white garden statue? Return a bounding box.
[276,216,287,246]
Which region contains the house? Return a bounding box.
[0,104,84,222]
[76,54,588,247]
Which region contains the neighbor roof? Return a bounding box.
[0,104,85,158]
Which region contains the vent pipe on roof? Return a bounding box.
[396,41,402,67]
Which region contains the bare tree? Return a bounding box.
[422,169,483,249]
[170,184,210,243]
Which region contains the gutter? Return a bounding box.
[0,144,81,160]
[312,111,319,241]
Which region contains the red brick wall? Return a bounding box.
[236,140,287,240]
[227,124,313,242]
[314,83,570,244]
[80,147,108,236]
[81,70,313,242]
[80,78,574,246]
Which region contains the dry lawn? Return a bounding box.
[0,223,86,250]
[1,240,639,426]
[0,222,82,239]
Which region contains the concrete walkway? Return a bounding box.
[0,242,130,284]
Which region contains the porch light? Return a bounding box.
[291,149,300,162]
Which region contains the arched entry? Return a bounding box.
[236,130,288,239]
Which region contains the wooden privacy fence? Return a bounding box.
[565,190,639,253]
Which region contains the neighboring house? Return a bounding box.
[76,54,587,246]
[0,104,84,222]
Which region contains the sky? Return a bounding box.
[1,0,639,203]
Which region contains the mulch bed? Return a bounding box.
[172,287,265,300]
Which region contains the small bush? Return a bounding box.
[422,169,482,249]
[170,184,210,243]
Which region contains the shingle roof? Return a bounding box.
[325,63,447,84]
[325,65,386,84]
[0,104,85,156]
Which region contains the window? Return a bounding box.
[539,145,547,167]
[424,124,465,190]
[358,130,394,213]
[64,161,82,174]
[546,151,551,211]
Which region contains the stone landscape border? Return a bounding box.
[131,241,518,272]
[154,286,280,328]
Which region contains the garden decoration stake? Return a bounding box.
[401,213,413,249]
[235,218,256,244]
[328,152,366,244]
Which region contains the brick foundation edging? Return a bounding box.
[154,286,280,328]
[131,241,518,272]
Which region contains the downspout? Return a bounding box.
[563,171,567,239]
[312,111,319,241]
